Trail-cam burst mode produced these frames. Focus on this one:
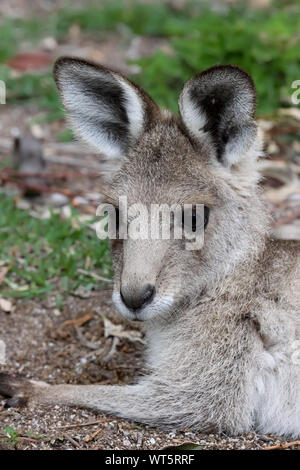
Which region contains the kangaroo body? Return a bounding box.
[0,59,299,436]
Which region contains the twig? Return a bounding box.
[61,432,81,449]
[84,428,103,443]
[84,346,106,359]
[265,440,300,450]
[62,313,94,328]
[77,269,112,283]
[19,436,42,443]
[59,419,107,430]
[102,337,119,362]
[74,325,102,350]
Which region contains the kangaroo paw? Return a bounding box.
[0,372,48,408]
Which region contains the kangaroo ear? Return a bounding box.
[179,65,258,167]
[54,57,159,173]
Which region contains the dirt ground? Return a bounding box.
[0,0,300,452]
[0,292,296,451]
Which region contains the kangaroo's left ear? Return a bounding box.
[54,57,160,175]
[179,65,259,167]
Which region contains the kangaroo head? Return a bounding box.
[54,58,267,322]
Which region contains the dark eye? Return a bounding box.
[191,206,197,232]
[115,207,119,233]
[204,206,210,229]
[182,205,210,232]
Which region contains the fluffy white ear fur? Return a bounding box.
[54,57,156,175]
[179,65,260,168]
[179,85,208,142]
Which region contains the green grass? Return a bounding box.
[3,426,19,444]
[57,128,74,143]
[134,4,300,114]
[0,66,64,121]
[0,0,300,117]
[2,426,44,446]
[0,193,112,299]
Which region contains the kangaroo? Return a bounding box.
[0,58,299,436]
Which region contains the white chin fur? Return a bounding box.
[112,291,174,321]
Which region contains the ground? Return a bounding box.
[0,0,300,451]
[0,293,295,450]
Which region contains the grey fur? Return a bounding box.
[1,60,299,437]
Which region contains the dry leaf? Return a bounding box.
[0,297,13,313]
[102,316,144,344]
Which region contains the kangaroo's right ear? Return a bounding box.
[178,65,258,168]
[54,57,159,174]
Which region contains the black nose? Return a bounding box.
[120,284,155,310]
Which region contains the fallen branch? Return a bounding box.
[19,436,43,443]
[61,432,81,449]
[62,313,94,328]
[77,269,112,283]
[265,440,300,450]
[84,428,103,443]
